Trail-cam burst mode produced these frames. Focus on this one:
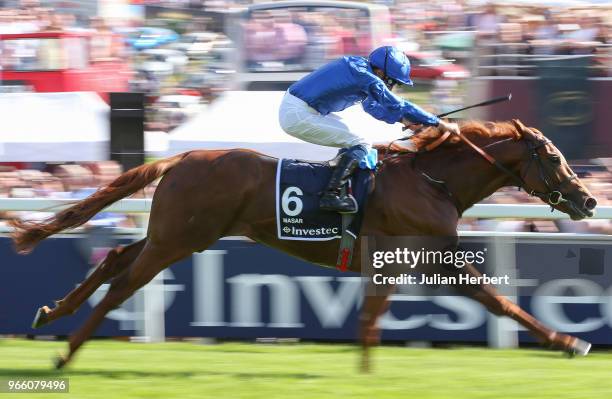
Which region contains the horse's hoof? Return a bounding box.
[53,354,68,370]
[566,338,591,358]
[360,351,371,374]
[32,306,50,329]
[360,362,371,374]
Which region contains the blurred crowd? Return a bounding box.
[243,7,373,71]
[2,0,610,67]
[233,1,612,75]
[0,162,146,230]
[390,1,612,76]
[0,0,117,37]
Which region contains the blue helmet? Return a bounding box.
[368,46,413,86]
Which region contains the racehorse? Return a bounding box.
[10,119,598,369]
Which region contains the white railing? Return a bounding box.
[0,198,152,213]
[0,198,611,219]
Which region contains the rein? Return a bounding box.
[380,129,451,162]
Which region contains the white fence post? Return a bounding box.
[487,234,519,348]
[192,250,227,327]
[136,213,166,342]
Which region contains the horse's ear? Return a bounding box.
[511,119,527,134]
[510,119,529,139]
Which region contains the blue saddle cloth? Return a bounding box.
[276,158,373,241]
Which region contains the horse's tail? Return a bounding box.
[10,152,189,254]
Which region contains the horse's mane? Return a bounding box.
[374,120,524,154]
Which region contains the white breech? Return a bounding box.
[278,91,370,149]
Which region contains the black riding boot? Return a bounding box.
[320,154,359,213]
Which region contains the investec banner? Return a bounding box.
[0,237,610,343]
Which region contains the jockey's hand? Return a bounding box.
[438,120,461,136]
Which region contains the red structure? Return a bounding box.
[0,31,131,102]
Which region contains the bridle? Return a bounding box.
[517,138,577,208]
[460,132,578,209]
[380,128,578,210]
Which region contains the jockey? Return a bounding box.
[278,45,460,214]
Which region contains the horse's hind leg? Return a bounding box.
[32,239,146,329]
[55,240,191,369]
[359,284,395,373]
[457,264,591,356]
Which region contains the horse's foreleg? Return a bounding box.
[459,265,591,356]
[359,284,395,373]
[33,239,146,329]
[55,241,187,369]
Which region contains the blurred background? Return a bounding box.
[1,0,612,360]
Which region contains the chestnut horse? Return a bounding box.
[10,119,597,369]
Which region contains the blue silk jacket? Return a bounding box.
[288,56,439,126]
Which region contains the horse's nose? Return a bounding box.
[584,197,597,211]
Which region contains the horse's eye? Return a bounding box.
[549,155,561,164]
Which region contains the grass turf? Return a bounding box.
[0,339,611,399]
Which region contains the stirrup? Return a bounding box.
[320,193,358,214]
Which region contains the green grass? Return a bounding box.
[1,339,611,398]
